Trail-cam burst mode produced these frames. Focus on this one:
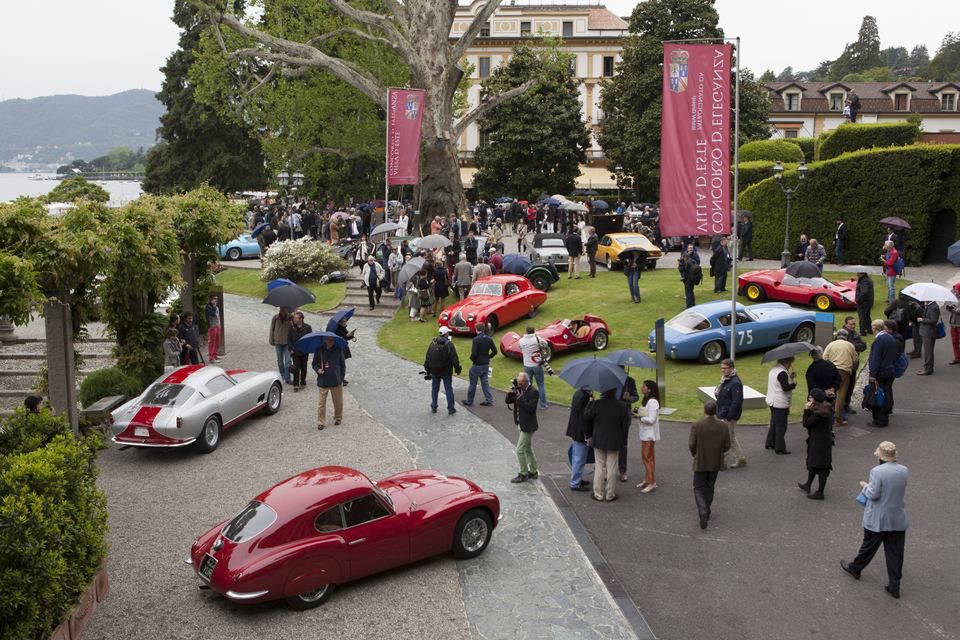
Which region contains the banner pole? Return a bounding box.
[730,38,741,361]
[385,88,391,216]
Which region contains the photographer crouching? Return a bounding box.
[506,371,540,483]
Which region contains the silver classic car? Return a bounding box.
[527,233,570,270]
[110,365,283,453]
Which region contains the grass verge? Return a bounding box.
[214,267,346,313]
[378,266,897,424]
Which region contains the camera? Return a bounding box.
[419,370,432,381]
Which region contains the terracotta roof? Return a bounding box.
[765,81,958,114]
[587,8,627,30]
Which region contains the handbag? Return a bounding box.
[567,441,596,466]
[936,320,946,339]
[855,491,867,507]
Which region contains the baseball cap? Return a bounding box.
[439,326,452,335]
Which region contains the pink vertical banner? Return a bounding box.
[386,88,426,186]
[659,43,732,237]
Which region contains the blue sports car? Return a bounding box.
[218,233,261,261]
[648,301,816,364]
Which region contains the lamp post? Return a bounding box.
[614,164,623,202]
[276,170,289,204]
[290,171,304,204]
[773,160,808,267]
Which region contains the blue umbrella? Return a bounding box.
[251,222,271,238]
[357,203,373,211]
[948,240,960,267]
[591,200,610,210]
[267,278,295,291]
[495,197,513,203]
[326,307,356,333]
[542,197,561,206]
[603,349,656,369]
[501,253,531,275]
[295,331,348,353]
[559,356,627,392]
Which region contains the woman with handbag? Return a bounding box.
[635,381,661,493]
[798,388,834,500]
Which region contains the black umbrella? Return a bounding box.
[603,349,656,369]
[397,257,426,290]
[784,261,822,278]
[737,209,754,218]
[878,216,911,230]
[262,283,316,308]
[618,247,649,262]
[761,341,814,364]
[559,356,627,392]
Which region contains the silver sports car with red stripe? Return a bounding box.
[109,365,283,453]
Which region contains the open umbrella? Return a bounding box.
[502,253,531,275]
[878,217,911,230]
[251,222,271,238]
[542,197,562,206]
[295,331,348,353]
[326,307,356,333]
[561,201,588,212]
[618,247,649,262]
[559,356,627,392]
[737,209,754,218]
[417,234,452,250]
[591,200,610,210]
[397,257,426,290]
[761,341,814,364]
[785,261,822,278]
[899,282,958,304]
[330,211,352,222]
[495,197,513,203]
[573,189,599,196]
[357,203,373,211]
[603,349,656,369]
[370,199,386,207]
[370,222,402,237]
[267,278,295,291]
[262,283,315,308]
[948,240,960,267]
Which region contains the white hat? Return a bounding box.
[489,247,497,253]
[439,326,452,335]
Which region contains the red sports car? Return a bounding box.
[499,315,611,362]
[188,466,500,610]
[738,269,858,311]
[438,274,547,334]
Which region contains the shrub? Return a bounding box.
[817,122,921,161]
[112,312,168,388]
[738,139,804,163]
[261,238,350,282]
[739,145,960,266]
[79,367,142,408]
[784,137,816,163]
[736,160,777,194]
[0,412,108,640]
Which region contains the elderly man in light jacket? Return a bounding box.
[840,441,910,599]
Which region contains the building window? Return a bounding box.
[942,93,957,111]
[480,21,490,37]
[562,21,573,37]
[829,92,845,111]
[478,57,490,78]
[479,130,491,148]
[785,93,800,111]
[894,93,908,111]
[603,56,615,77]
[520,21,531,36]
[784,130,799,139]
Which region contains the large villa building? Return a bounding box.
[451,0,628,190]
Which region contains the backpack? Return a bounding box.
[426,339,450,371]
[690,263,703,285]
[893,352,909,378]
[893,256,904,275]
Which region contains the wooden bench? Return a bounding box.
[80,395,127,423]
[697,385,767,411]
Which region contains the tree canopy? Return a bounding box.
[829,16,884,79]
[43,177,110,204]
[473,40,589,200]
[929,32,960,81]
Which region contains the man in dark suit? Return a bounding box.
[916,301,941,375]
[841,441,910,599]
[867,319,898,427]
[566,388,593,491]
[738,214,753,261]
[834,218,848,265]
[855,272,874,337]
[584,388,631,502]
[689,401,731,529]
[509,371,540,483]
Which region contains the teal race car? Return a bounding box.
[648,301,816,364]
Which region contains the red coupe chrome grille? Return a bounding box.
[450,311,467,328]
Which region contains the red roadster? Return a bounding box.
[738,269,858,311]
[438,274,547,334]
[499,315,611,362]
[188,466,500,610]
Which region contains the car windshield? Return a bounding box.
[667,311,711,333]
[141,383,194,407]
[539,239,565,248]
[782,274,830,288]
[616,236,649,245]
[470,283,503,297]
[221,501,278,542]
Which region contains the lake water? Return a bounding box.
[0,173,143,207]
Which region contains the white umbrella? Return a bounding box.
[561,201,588,212]
[416,234,453,250]
[370,222,402,237]
[899,282,958,303]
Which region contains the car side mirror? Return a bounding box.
[773,281,780,287]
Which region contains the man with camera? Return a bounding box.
[507,371,539,483]
[518,326,551,410]
[423,326,462,415]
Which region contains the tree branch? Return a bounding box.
[325,0,414,59]
[298,146,365,160]
[453,79,537,138]
[450,0,505,63]
[307,27,395,50]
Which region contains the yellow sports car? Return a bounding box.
[595,233,663,270]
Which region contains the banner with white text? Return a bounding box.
[659,43,732,237]
[386,88,426,186]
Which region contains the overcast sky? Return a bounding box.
[1,1,958,100]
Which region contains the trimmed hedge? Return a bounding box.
[785,137,817,163]
[738,139,804,163]
[79,367,142,409]
[0,409,108,640]
[817,122,921,161]
[739,144,960,266]
[736,161,777,194]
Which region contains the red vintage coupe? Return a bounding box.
[188,466,500,610]
[738,269,858,311]
[499,315,611,362]
[438,274,547,334]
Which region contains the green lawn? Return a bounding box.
[214,267,346,313]
[377,266,896,424]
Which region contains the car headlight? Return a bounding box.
[467,314,475,321]
[441,313,448,320]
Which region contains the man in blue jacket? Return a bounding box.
[867,319,898,427]
[312,335,346,430]
[463,323,497,406]
[715,358,746,468]
[841,441,910,598]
